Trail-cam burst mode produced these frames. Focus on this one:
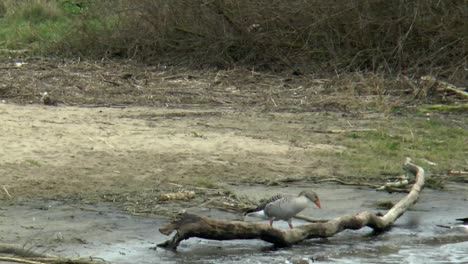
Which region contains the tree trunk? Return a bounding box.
[157,158,424,249]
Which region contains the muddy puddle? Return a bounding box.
[1,184,467,264]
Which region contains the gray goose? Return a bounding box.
[244,190,321,229]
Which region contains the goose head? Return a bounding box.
[299,190,321,208]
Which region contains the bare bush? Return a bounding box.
[66,0,465,81]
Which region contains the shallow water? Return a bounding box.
[1,184,467,264]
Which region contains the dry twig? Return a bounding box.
[1,185,12,198]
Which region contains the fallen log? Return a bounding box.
[157,158,424,249]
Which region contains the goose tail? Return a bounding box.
[244,210,268,220]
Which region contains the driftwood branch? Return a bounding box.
[157,158,424,249]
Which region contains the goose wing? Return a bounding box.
[244,193,285,215]
[264,195,308,220]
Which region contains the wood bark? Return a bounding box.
[157,158,424,249]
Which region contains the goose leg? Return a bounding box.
[269,219,274,227]
[288,219,294,229]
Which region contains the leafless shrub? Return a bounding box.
[65,0,465,82]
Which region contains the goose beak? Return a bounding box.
[315,200,321,208]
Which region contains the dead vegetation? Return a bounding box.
[2,1,465,111]
[1,59,465,112]
[61,0,466,83]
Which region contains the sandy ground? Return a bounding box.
[0,102,353,213]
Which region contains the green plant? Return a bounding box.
[0,0,96,54]
[60,0,92,14]
[338,116,467,180]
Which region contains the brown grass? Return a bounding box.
[1,0,63,21]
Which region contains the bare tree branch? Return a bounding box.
[157,158,424,249]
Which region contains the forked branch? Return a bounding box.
[158,158,424,249]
